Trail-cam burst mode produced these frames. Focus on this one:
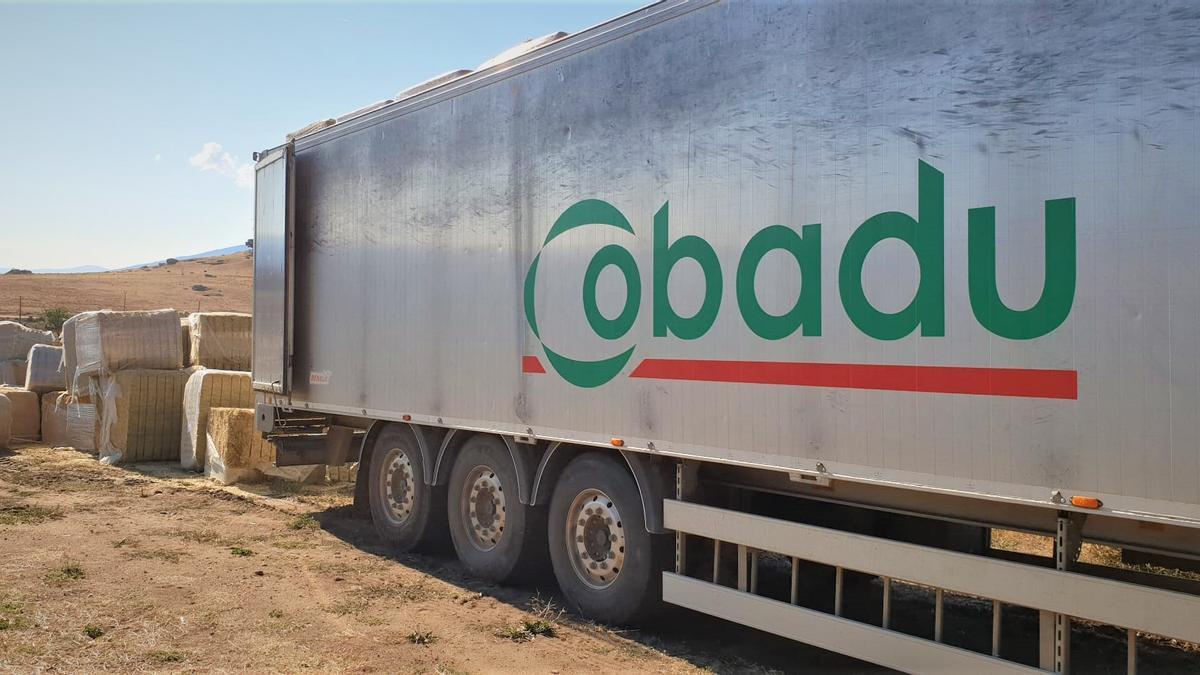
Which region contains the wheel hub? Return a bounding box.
[383,449,415,525]
[462,465,506,551]
[567,489,625,589]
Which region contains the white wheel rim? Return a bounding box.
[566,488,625,589]
[460,464,506,551]
[382,448,416,525]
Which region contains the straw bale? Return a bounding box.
[180,369,254,470]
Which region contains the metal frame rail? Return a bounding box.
[665,498,1200,674]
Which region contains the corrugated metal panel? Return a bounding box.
[274,0,1200,527]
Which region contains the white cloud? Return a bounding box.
[188,142,253,189]
[154,153,162,163]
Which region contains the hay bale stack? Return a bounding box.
[0,395,10,449]
[204,407,275,485]
[96,368,195,464]
[75,310,183,380]
[41,390,68,446]
[0,321,53,362]
[0,387,40,440]
[0,359,26,387]
[180,369,254,470]
[188,313,252,370]
[25,344,65,394]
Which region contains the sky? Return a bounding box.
[0,1,641,270]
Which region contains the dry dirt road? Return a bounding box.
[0,443,865,674]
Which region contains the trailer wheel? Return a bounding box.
[548,452,669,624]
[367,424,447,552]
[447,435,548,584]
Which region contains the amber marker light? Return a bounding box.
[1070,495,1102,509]
[610,438,625,447]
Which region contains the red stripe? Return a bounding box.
[522,355,546,374]
[628,358,1077,400]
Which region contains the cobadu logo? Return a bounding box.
[524,160,1077,396]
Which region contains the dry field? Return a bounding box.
[0,253,251,320]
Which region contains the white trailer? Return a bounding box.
[252,1,1200,670]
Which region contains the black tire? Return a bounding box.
[447,434,549,584]
[548,452,670,624]
[367,424,448,552]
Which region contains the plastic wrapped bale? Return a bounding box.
[204,407,276,485]
[61,311,99,394]
[97,368,195,464]
[41,390,68,446]
[0,359,25,387]
[0,395,10,449]
[188,313,252,370]
[180,369,254,470]
[0,321,53,362]
[25,344,65,394]
[62,394,97,451]
[0,387,40,440]
[180,318,193,367]
[75,310,183,380]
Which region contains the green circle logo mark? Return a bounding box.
[524,199,640,388]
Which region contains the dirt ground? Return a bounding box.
[0,253,251,319]
[2,443,1196,674]
[0,443,868,674]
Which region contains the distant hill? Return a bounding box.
[0,264,108,275]
[117,244,251,271]
[0,243,249,276]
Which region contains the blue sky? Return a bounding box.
[0,1,641,270]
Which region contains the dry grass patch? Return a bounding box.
[146,649,187,664]
[0,504,63,526]
[45,561,85,584]
[287,515,319,530]
[0,601,31,631]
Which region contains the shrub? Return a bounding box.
[41,307,70,332]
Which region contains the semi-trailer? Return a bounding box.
[252,1,1200,671]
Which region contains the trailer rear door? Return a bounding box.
[251,143,293,394]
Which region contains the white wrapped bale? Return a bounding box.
[25,344,65,394]
[61,311,99,394]
[0,387,40,440]
[62,394,97,451]
[75,310,183,379]
[0,321,53,362]
[0,395,10,449]
[188,313,252,370]
[180,369,254,470]
[97,368,195,464]
[42,392,94,450]
[0,359,25,387]
[41,390,68,446]
[204,407,276,485]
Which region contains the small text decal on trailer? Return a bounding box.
[309,370,332,386]
[522,160,1078,398]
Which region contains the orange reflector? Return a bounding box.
[1071,495,1102,509]
[610,438,625,447]
[402,414,412,421]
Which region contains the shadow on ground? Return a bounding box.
[309,503,884,674]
